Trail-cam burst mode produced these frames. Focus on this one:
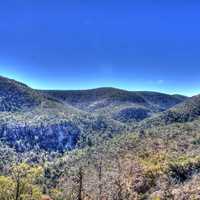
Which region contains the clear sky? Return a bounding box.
[0,0,200,96]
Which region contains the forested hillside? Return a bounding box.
[2,76,200,200]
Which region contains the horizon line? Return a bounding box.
[0,74,196,97]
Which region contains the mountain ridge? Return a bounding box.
[0,75,190,152]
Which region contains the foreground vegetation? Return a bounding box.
[1,118,200,200]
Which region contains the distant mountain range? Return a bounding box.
[41,88,187,122]
[0,75,191,152]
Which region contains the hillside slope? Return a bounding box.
[1,76,200,200]
[0,76,188,153]
[0,77,125,152]
[42,88,187,123]
[141,94,200,128]
[0,76,43,111]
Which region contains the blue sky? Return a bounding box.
[0,0,200,96]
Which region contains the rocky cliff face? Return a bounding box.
[0,122,80,152]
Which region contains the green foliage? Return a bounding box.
[0,176,15,200]
[0,163,43,200]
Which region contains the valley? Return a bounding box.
[0,76,200,200]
